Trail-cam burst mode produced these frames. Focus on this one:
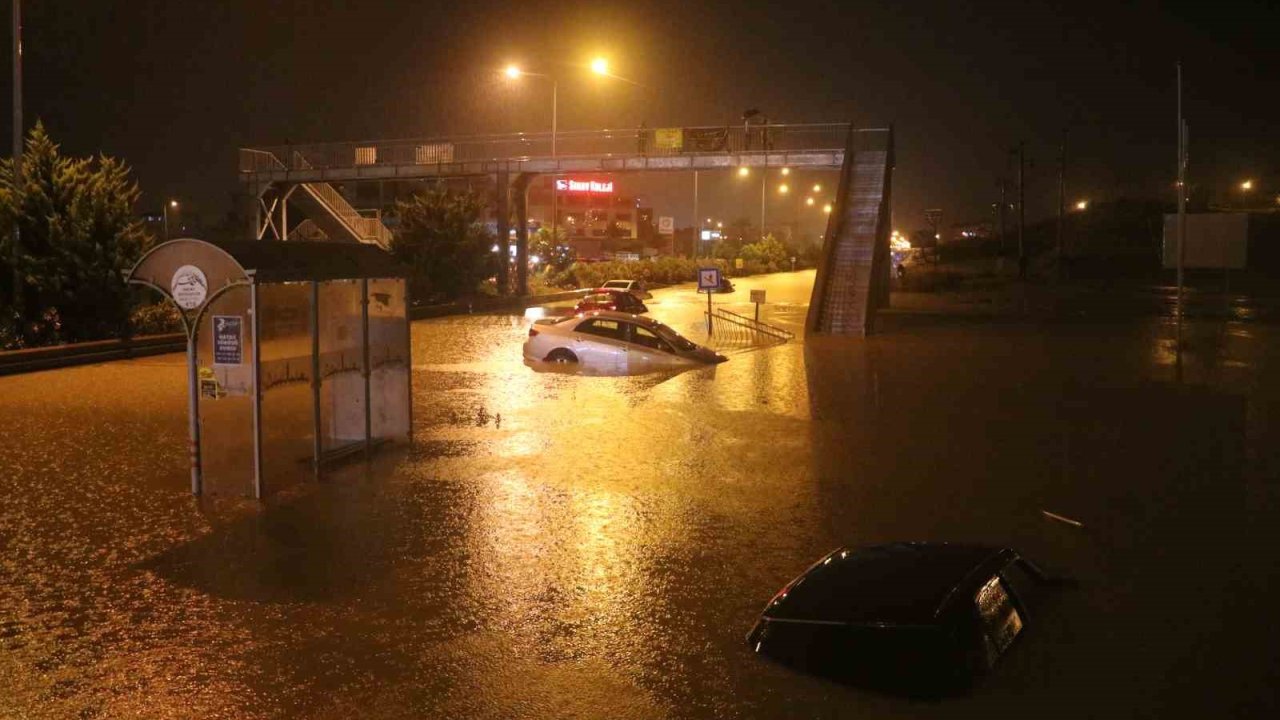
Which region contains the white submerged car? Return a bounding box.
[523,311,726,370]
[601,279,653,300]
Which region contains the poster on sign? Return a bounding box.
[698,267,721,290]
[213,315,243,365]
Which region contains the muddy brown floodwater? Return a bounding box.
[2,270,1278,718]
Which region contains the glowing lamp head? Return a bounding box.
[504,65,521,79]
[1241,179,1254,191]
[805,197,815,206]
[813,184,822,193]
[738,166,750,177]
[590,58,609,75]
[1075,200,1088,211]
[169,200,179,208]
[823,203,833,214]
[778,184,789,194]
[781,167,791,176]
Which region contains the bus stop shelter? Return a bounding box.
[128,238,412,498]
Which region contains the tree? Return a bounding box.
[530,226,575,272]
[390,187,496,303]
[0,121,150,347]
[740,234,790,267]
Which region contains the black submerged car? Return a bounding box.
[747,543,1049,695]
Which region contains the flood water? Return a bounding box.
[2,271,1278,718]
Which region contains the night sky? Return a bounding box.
[5,0,1276,235]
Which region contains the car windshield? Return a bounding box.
[651,323,698,352]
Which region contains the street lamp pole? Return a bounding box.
[11,0,23,312]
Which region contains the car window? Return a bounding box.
[617,293,640,310]
[603,281,627,289]
[582,293,612,304]
[652,323,698,352]
[576,319,624,341]
[974,575,1023,668]
[630,325,672,353]
[1000,560,1042,614]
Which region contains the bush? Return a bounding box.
[129,302,183,335]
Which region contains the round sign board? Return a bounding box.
[171,265,208,310]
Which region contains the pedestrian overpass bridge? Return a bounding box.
[239,123,893,336]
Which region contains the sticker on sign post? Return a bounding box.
[170,265,208,310]
[213,315,243,366]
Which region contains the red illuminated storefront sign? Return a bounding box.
[555,179,614,194]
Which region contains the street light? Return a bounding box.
[590,57,609,76]
[822,203,832,214]
[805,197,815,206]
[163,199,179,240]
[738,166,750,177]
[1074,199,1088,211]
[780,167,790,176]
[812,183,822,193]
[1241,179,1254,191]
[778,183,789,194]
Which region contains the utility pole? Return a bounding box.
[11,0,22,312]
[998,179,1008,261]
[1176,62,1188,350]
[692,170,699,258]
[1056,131,1066,278]
[1017,141,1026,279]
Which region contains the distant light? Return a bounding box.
[491,244,500,252]
[738,166,750,177]
[530,255,541,264]
[590,57,609,75]
[805,197,814,206]
[780,167,791,176]
[1241,179,1254,191]
[169,200,179,208]
[1075,199,1089,211]
[716,221,723,228]
[778,184,789,194]
[935,233,941,240]
[504,64,521,79]
[812,184,821,193]
[706,217,712,223]
[822,203,832,214]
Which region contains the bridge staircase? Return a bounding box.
[241,149,393,249]
[806,127,894,336]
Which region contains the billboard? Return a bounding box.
[1162,213,1247,269]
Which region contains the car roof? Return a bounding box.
[585,288,627,295]
[576,310,662,328]
[764,543,1016,626]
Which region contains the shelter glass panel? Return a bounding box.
[367,277,410,442]
[258,281,316,487]
[196,284,255,495]
[318,279,367,455]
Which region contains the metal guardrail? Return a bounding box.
[0,333,185,376]
[704,307,795,346]
[240,123,864,174]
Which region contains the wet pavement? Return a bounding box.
[2,271,1279,717]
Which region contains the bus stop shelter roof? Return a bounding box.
[209,239,407,283]
[128,238,406,295]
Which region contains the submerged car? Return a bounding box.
[601,278,653,300]
[698,276,735,294]
[523,310,726,369]
[575,288,649,314]
[747,543,1049,695]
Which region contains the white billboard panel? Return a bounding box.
[1163,213,1247,269]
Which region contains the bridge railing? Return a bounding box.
[240,123,860,174]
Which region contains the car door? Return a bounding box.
[622,323,682,369]
[570,318,628,372]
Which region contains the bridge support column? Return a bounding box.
[495,170,510,295]
[513,174,533,296]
